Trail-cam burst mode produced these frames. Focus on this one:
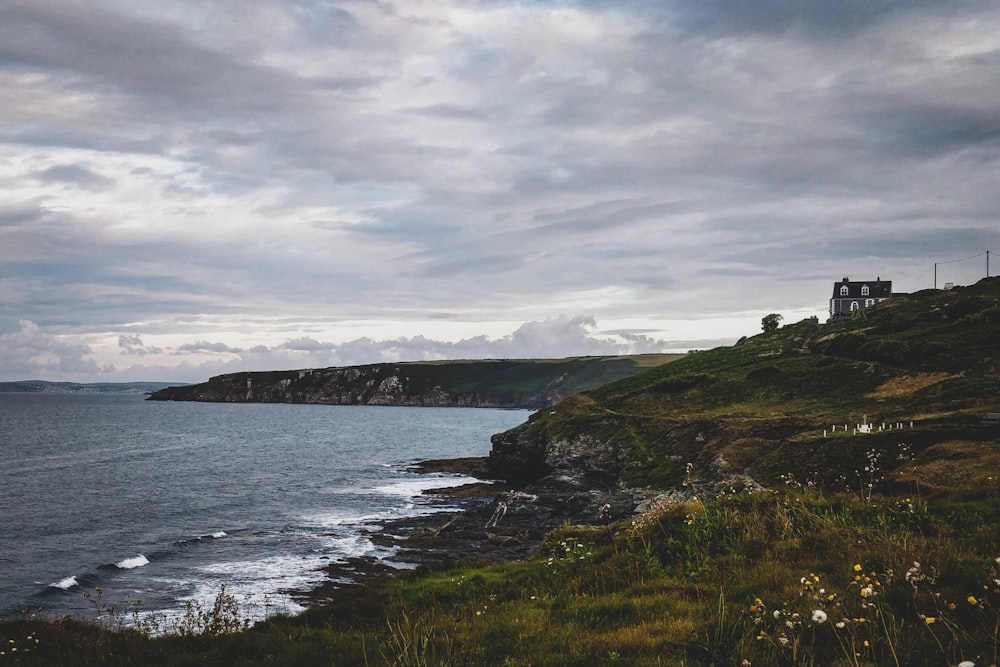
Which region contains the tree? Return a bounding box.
[761,313,783,333]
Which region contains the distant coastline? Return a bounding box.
[0,380,181,394]
[147,355,681,410]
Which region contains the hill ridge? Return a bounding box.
[147,354,682,409]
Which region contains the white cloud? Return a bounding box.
[0,320,100,379]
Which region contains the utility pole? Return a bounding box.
[934,262,937,289]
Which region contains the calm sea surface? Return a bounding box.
[0,393,529,624]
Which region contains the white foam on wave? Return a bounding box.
[50,576,79,590]
[317,532,386,560]
[198,555,326,613]
[116,554,150,570]
[300,507,398,528]
[211,531,227,539]
[374,474,482,497]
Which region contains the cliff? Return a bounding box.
[147,355,681,409]
[486,277,1000,506]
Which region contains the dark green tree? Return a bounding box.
[761,313,783,332]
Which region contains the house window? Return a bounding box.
[850,301,859,311]
[840,285,849,296]
[865,299,874,307]
[861,285,870,296]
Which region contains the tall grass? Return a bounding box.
[5,481,998,666]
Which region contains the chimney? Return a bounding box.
[842,276,849,283]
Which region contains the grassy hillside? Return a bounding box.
[513,277,1000,491]
[5,279,999,666]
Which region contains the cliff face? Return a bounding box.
[148,356,680,410]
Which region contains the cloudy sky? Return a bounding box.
[2,0,998,382]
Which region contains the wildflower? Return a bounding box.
[811,609,828,624]
[967,595,979,606]
[773,610,781,619]
[835,621,846,629]
[854,563,863,572]
[924,617,937,624]
[957,661,975,667]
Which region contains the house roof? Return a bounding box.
[831,278,892,299]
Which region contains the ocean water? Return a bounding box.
[0,393,529,625]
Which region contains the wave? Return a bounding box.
[49,575,79,590]
[115,554,150,570]
[174,530,231,548]
[43,572,102,595]
[374,474,482,497]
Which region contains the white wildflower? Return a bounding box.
[811,609,828,624]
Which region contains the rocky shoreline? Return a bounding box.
[292,455,644,606]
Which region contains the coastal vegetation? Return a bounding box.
[3,277,999,665]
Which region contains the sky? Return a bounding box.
[1,0,999,383]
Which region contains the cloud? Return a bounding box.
[31,163,114,190]
[1,1,998,382]
[0,320,99,378]
[175,341,246,355]
[118,333,163,356]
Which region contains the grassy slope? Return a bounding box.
[415,355,684,398]
[6,280,1000,666]
[521,278,1000,491]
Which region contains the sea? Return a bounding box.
[0,392,529,626]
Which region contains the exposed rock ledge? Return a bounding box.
[298,419,763,605]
